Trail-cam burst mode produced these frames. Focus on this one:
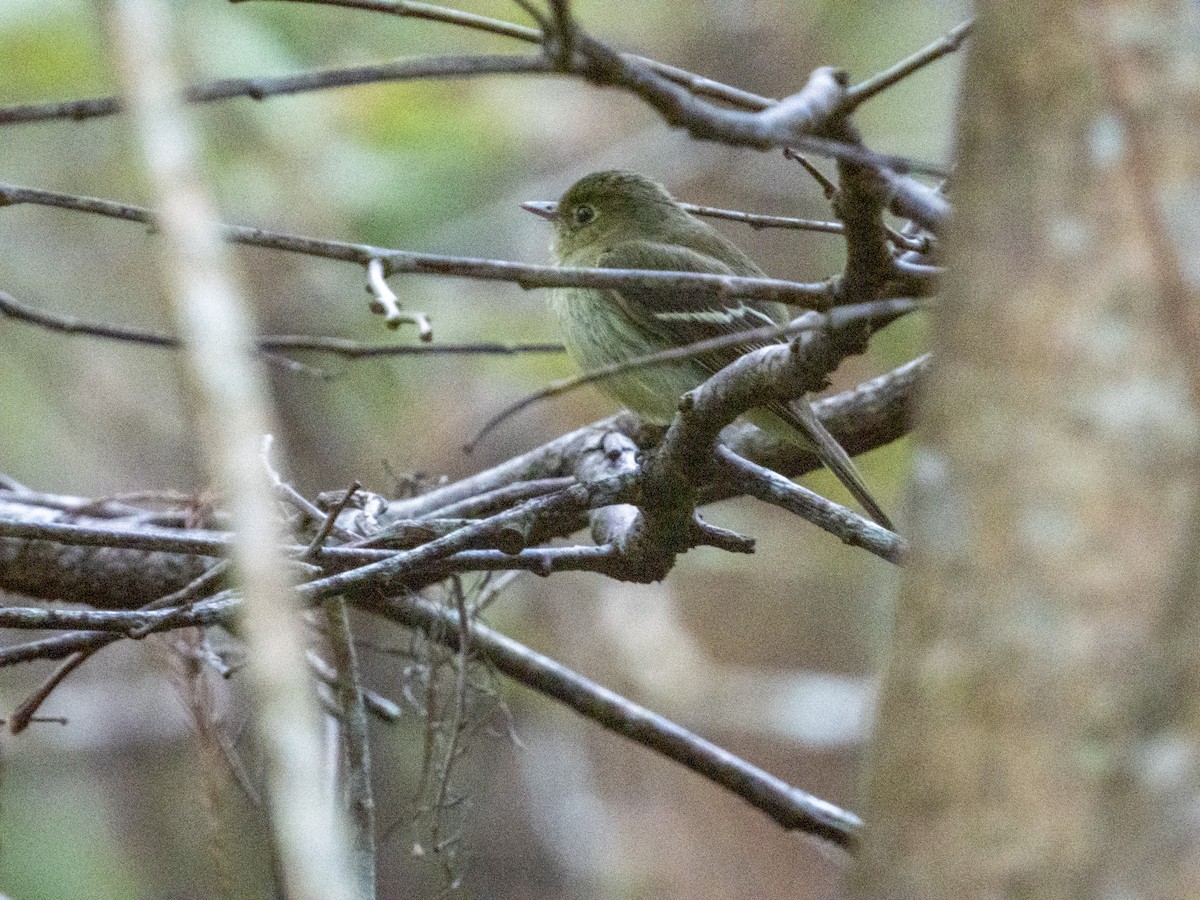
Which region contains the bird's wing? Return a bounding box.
[596,240,783,376]
[598,241,894,530]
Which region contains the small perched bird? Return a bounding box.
[523,170,892,529]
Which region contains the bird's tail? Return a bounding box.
[764,401,894,531]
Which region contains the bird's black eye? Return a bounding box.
[573,204,596,226]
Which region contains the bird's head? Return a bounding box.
[523,170,680,261]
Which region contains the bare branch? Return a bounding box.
[262,334,563,357]
[367,256,431,335]
[465,298,919,452]
[834,149,898,306]
[572,38,946,174]
[238,0,843,117]
[7,561,229,732]
[304,482,361,559]
[307,651,403,722]
[714,354,927,489]
[877,168,951,235]
[716,445,905,564]
[240,0,543,43]
[679,203,843,233]
[0,55,552,125]
[384,355,924,526]
[530,198,845,234]
[0,14,954,191]
[844,19,974,109]
[323,597,377,896]
[0,288,562,357]
[0,353,922,614]
[0,559,862,848]
[368,589,863,847]
[0,593,237,633]
[0,5,960,252]
[0,182,837,308]
[402,477,575,522]
[546,0,576,67]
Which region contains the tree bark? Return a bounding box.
[848,2,1200,896]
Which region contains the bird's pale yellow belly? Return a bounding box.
[551,288,705,424]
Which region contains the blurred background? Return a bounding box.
[0,1,965,896]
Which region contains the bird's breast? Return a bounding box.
[550,287,704,423]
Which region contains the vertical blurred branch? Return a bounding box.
[324,597,377,896]
[106,1,359,898]
[849,1,1200,897]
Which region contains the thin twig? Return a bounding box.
[0,55,552,125]
[464,298,919,451]
[427,576,473,876]
[716,445,904,564]
[509,0,550,31]
[0,593,238,633]
[8,653,91,733]
[463,318,814,452]
[0,515,232,556]
[323,596,378,898]
[308,650,403,722]
[0,182,836,307]
[785,149,838,198]
[468,570,523,616]
[530,199,844,234]
[262,434,336,530]
[844,19,974,108]
[367,256,432,336]
[0,287,562,357]
[170,629,238,899]
[242,0,542,43]
[259,334,564,357]
[388,477,575,522]
[305,482,361,560]
[680,203,842,233]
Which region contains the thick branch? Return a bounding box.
[0,354,923,609]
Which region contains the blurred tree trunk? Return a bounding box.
[847,2,1200,897]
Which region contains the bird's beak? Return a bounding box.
[521,200,558,222]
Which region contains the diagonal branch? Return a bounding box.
[843,18,975,109]
[370,588,864,847]
[465,298,918,452]
[717,445,904,563]
[0,585,861,847]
